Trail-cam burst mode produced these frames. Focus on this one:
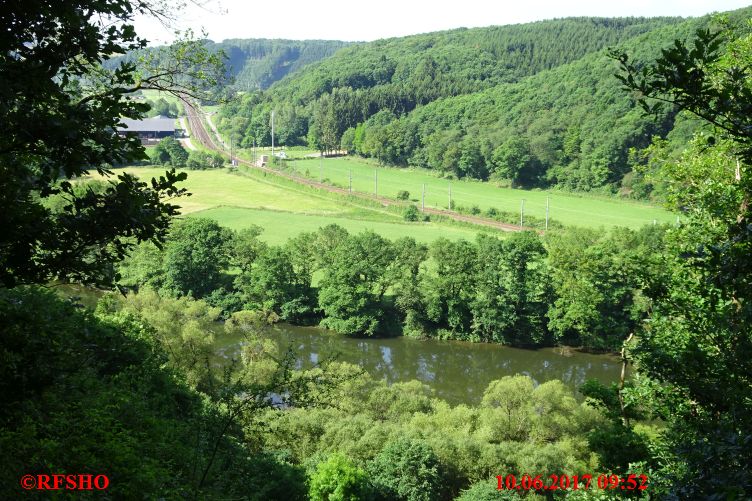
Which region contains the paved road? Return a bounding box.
[182,101,534,233]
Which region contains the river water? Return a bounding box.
[214,323,622,405]
[54,284,623,405]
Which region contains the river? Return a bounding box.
[55,284,623,405]
[214,323,622,405]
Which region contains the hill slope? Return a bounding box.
[214,38,351,90]
[216,9,752,197]
[215,17,684,148]
[109,38,350,92]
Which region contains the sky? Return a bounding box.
[135,0,752,45]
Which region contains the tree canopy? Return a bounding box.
[0,0,225,288]
[613,21,752,498]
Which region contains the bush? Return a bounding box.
[150,136,188,167]
[308,453,373,501]
[187,150,225,170]
[368,438,445,501]
[403,205,420,222]
[456,479,519,500]
[396,190,410,200]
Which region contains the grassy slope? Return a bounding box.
[198,207,484,245]
[284,157,676,228]
[112,167,485,244]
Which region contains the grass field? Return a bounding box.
[281,156,676,229]
[107,167,485,244]
[119,167,344,214]
[196,207,486,245]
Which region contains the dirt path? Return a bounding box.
[182,103,534,233]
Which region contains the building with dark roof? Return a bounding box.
[117,116,176,144]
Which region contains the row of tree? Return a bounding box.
[148,137,225,169]
[117,217,667,351]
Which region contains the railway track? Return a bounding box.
[182,101,535,233]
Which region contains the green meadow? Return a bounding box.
[197,207,485,245]
[108,156,676,245]
[282,156,676,229]
[108,167,485,244]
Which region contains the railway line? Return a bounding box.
[182,101,534,233]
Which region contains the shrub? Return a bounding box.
[368,438,445,501]
[456,479,519,500]
[308,453,373,501]
[404,205,420,221]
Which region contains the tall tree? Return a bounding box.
[242,246,317,323]
[318,232,396,335]
[613,25,752,497]
[161,218,234,298]
[0,0,225,288]
[423,239,477,337]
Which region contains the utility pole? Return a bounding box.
[422,183,425,211]
[545,195,550,231]
[319,154,323,182]
[448,181,452,210]
[520,199,525,228]
[349,169,352,194]
[375,171,378,196]
[271,110,275,161]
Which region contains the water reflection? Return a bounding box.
[214,323,623,405]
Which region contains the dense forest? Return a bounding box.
[216,38,352,91]
[108,38,350,92]
[215,10,752,198]
[215,17,684,153]
[2,0,752,499]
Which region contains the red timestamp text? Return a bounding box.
[496,473,648,492]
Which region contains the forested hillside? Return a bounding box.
[265,17,682,102]
[216,10,752,197]
[109,38,350,92]
[215,18,684,157]
[214,38,351,90]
